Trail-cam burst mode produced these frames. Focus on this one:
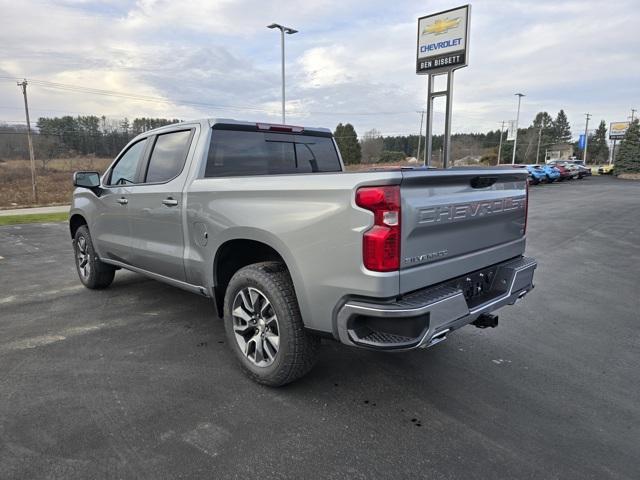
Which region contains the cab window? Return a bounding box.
[108,138,148,186]
[144,130,193,183]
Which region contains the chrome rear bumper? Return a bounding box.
[336,256,537,350]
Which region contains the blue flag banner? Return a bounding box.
[578,134,586,150]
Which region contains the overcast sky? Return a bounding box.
[0,0,638,138]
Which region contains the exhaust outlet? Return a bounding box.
[428,329,450,347]
[472,313,499,329]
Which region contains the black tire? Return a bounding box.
[73,225,115,289]
[223,261,320,387]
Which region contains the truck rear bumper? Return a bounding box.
[335,256,537,350]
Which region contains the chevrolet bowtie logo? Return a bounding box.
[423,17,461,35]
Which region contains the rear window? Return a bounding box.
[205,129,341,177]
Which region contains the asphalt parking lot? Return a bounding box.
[0,176,638,479]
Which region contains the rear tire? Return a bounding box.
[224,261,320,387]
[73,225,115,289]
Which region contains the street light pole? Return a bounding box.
[511,93,525,165]
[267,23,298,124]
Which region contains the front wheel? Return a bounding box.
[73,225,115,289]
[224,262,320,387]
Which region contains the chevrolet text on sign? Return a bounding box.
[416,5,469,74]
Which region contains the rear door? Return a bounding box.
[399,168,528,293]
[127,128,196,281]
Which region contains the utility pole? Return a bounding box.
[583,113,591,163]
[535,124,543,164]
[497,120,506,164]
[17,79,38,203]
[267,23,298,124]
[629,109,637,122]
[511,93,525,165]
[416,110,425,163]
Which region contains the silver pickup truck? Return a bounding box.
[70,119,536,386]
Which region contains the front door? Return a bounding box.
[92,137,150,264]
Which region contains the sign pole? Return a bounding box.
[425,75,432,167]
[443,70,454,168]
[610,139,616,165]
[416,110,424,163]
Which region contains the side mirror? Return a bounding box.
[73,171,100,189]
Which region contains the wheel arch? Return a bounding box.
[69,213,88,239]
[212,236,304,319]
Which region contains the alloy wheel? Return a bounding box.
[76,236,91,279]
[231,287,280,367]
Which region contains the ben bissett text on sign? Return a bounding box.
[418,54,462,70]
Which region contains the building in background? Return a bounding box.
[546,143,574,161]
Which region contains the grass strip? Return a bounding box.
[0,212,68,226]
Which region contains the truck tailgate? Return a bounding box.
[399,168,527,294]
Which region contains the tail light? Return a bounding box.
[356,186,401,272]
[256,123,304,133]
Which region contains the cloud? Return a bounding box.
[0,0,638,139]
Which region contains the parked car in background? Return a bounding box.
[553,164,572,181]
[525,165,547,184]
[573,163,591,179]
[541,165,561,183]
[598,164,614,175]
[560,163,581,180]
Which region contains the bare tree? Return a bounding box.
[360,128,383,163]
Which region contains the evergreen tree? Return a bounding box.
[551,109,572,144]
[334,123,361,165]
[614,120,640,174]
[530,112,554,162]
[588,120,610,164]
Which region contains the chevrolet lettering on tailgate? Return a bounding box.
[419,196,526,224]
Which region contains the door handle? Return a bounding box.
[117,197,128,205]
[162,198,178,207]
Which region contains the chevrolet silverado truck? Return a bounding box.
[70,119,537,386]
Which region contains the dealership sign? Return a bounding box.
[416,5,470,74]
[610,121,630,140]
